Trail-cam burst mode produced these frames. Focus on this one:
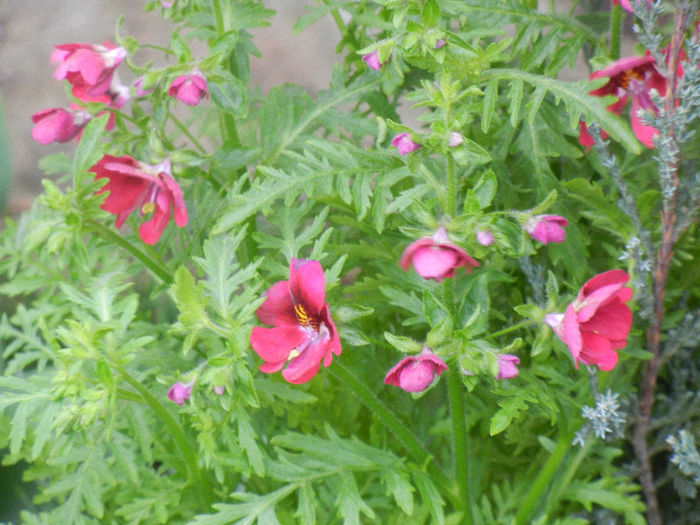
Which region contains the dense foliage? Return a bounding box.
[1,1,699,524]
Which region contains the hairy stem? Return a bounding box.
[86,219,173,284]
[515,412,573,524]
[609,4,622,60]
[328,360,458,508]
[119,367,213,508]
[632,5,691,525]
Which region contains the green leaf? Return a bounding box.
[384,332,423,354]
[209,76,246,116]
[481,69,642,153]
[481,79,498,133]
[72,113,109,186]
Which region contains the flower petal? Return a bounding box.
[289,259,326,315]
[250,326,306,364]
[256,280,297,326]
[579,298,632,341]
[410,246,459,279]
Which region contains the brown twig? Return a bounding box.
[631,4,691,525]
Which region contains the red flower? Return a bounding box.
[525,214,569,245]
[545,270,633,371]
[580,54,667,149]
[399,226,479,281]
[249,259,342,384]
[168,70,209,106]
[90,155,188,244]
[384,347,448,393]
[31,107,90,144]
[51,42,126,100]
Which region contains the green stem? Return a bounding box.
[487,320,536,340]
[447,366,473,524]
[328,360,457,503]
[86,219,173,284]
[118,367,214,508]
[514,412,573,524]
[210,0,240,147]
[609,4,622,60]
[169,114,208,155]
[447,154,456,218]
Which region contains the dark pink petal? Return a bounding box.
[256,280,297,326]
[160,172,188,227]
[138,203,170,244]
[398,361,436,392]
[411,246,459,279]
[282,337,329,384]
[250,325,306,364]
[319,303,342,366]
[399,238,433,271]
[629,93,659,148]
[590,55,656,86]
[579,269,630,299]
[579,298,632,340]
[561,304,582,362]
[579,331,618,371]
[289,259,326,316]
[259,360,286,374]
[91,156,149,219]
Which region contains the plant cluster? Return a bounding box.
[1,1,698,524]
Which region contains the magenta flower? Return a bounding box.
[400,226,479,281]
[249,259,342,384]
[168,381,193,405]
[496,354,520,379]
[391,133,421,156]
[30,107,90,145]
[362,50,383,71]
[475,229,494,246]
[51,42,126,100]
[168,70,209,106]
[579,53,666,149]
[545,269,633,371]
[384,347,448,393]
[90,155,188,245]
[612,0,650,12]
[213,385,225,395]
[525,215,568,245]
[435,39,446,50]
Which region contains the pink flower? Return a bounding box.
[475,229,494,246]
[90,155,188,244]
[168,70,209,106]
[580,54,667,149]
[213,385,225,395]
[51,42,126,100]
[545,269,633,371]
[30,107,90,144]
[249,259,342,384]
[161,0,174,6]
[400,226,479,281]
[391,133,421,156]
[448,132,464,147]
[362,50,383,71]
[134,76,155,97]
[384,347,448,393]
[612,0,650,12]
[525,215,568,245]
[435,39,446,50]
[496,354,520,379]
[168,381,193,405]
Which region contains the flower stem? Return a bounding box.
[118,366,214,508]
[487,319,536,340]
[447,366,474,524]
[169,113,208,155]
[609,4,622,60]
[447,146,457,218]
[514,412,573,524]
[328,360,457,505]
[86,219,173,284]
[210,0,240,148]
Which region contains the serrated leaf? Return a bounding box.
[72,114,109,186]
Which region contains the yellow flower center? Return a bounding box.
[142,201,156,214]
